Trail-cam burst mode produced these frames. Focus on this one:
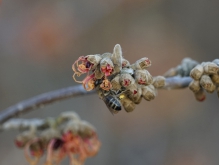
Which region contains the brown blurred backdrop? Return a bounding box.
[0,0,219,165]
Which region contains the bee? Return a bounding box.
[102,93,122,115]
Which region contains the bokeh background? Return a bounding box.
[0,0,219,165]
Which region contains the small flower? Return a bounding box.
[119,73,135,88]
[101,64,113,77]
[100,78,112,91]
[100,58,114,77]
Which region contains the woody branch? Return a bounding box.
[0,76,191,125]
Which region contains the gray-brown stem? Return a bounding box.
[0,76,192,124]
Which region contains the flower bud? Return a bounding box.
[110,74,121,91]
[200,75,216,93]
[127,86,142,104]
[194,89,206,102]
[63,120,80,134]
[120,68,134,75]
[15,131,35,148]
[163,68,178,77]
[78,121,96,138]
[86,55,102,69]
[59,112,81,124]
[189,80,201,93]
[101,52,112,58]
[135,70,153,85]
[142,85,156,101]
[122,58,130,68]
[120,96,135,112]
[190,64,204,80]
[94,65,104,79]
[40,129,60,141]
[153,76,166,88]
[202,62,219,75]
[111,44,122,73]
[212,59,219,66]
[120,73,135,88]
[131,57,151,70]
[211,74,219,85]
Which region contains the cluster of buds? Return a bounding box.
[2,112,100,165]
[164,58,199,77]
[72,44,166,114]
[189,59,219,101]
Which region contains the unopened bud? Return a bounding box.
[111,74,121,91]
[211,74,219,85]
[15,131,35,148]
[190,64,204,80]
[153,76,166,88]
[163,68,178,77]
[63,120,80,134]
[142,85,156,101]
[212,59,219,66]
[202,62,219,75]
[122,58,130,68]
[101,52,112,58]
[86,55,102,69]
[120,73,135,87]
[200,75,216,93]
[127,87,142,104]
[120,68,134,75]
[120,96,135,112]
[189,80,201,93]
[135,70,153,85]
[131,57,151,70]
[111,44,122,73]
[59,111,81,121]
[78,121,96,137]
[40,129,60,141]
[194,89,206,102]
[94,65,104,79]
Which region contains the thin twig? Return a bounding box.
[0,77,192,124]
[0,85,95,124]
[163,76,192,89]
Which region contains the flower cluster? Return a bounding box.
[189,59,219,101]
[3,112,100,165]
[72,44,166,113]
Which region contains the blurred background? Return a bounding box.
[0,0,219,165]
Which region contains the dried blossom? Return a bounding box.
[7,112,100,165]
[100,78,112,91]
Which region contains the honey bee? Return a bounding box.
[101,93,122,115]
